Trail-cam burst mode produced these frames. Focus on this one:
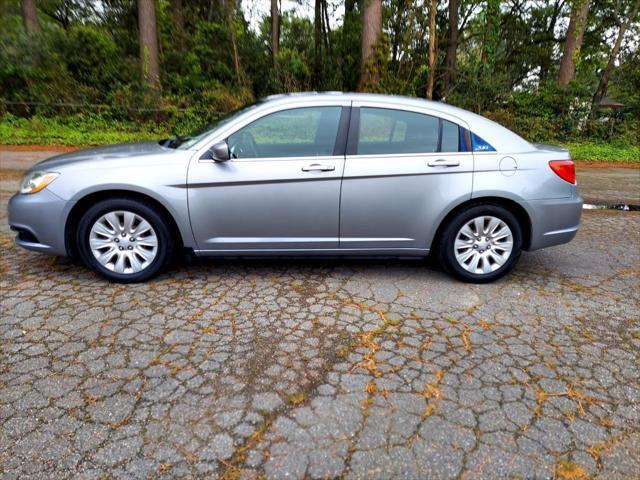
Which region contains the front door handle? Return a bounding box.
[302,163,335,172]
[428,159,460,167]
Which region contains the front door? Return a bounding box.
[339,104,474,252]
[188,105,347,252]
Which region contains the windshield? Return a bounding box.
[163,101,264,150]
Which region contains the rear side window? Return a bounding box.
[357,108,440,154]
[441,120,459,152]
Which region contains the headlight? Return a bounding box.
[19,171,60,194]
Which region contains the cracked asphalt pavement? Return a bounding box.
[1,162,639,479]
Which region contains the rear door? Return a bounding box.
[339,103,474,252]
[188,102,350,252]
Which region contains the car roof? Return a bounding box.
[260,92,532,153]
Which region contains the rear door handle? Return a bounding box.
[428,159,460,167]
[302,163,335,172]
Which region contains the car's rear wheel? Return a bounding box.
[77,198,174,283]
[438,204,522,283]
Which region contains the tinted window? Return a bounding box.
[357,108,439,154]
[441,120,459,152]
[228,106,342,159]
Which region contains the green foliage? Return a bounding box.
[2,112,636,163]
[0,0,638,154]
[63,25,129,96]
[0,113,169,146]
[482,82,593,142]
[564,142,640,163]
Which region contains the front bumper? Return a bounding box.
[526,194,583,251]
[8,190,71,256]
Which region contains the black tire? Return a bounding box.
[437,204,523,283]
[76,198,174,283]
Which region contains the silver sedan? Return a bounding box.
[8,93,583,283]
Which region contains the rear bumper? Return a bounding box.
[8,191,71,256]
[526,194,583,251]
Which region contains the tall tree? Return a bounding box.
[558,0,591,85]
[538,0,564,83]
[271,0,279,65]
[360,0,382,88]
[482,0,500,72]
[314,0,322,87]
[224,0,244,86]
[321,0,332,57]
[170,0,185,50]
[426,0,438,99]
[138,0,160,90]
[590,0,640,118]
[21,0,40,35]
[442,0,459,97]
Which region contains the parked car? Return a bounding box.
[8,93,582,283]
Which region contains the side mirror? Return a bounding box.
[207,141,230,162]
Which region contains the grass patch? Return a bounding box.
[563,142,640,163]
[1,115,638,164]
[0,114,169,146]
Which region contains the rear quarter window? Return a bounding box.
[471,132,496,152]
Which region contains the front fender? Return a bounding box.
[48,157,196,250]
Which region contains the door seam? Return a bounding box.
[338,102,353,248]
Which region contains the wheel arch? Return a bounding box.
[431,196,533,251]
[65,189,186,258]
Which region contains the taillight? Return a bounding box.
[549,160,576,184]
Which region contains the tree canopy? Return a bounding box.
[1,0,638,146]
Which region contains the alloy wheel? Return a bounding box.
[453,215,513,275]
[89,210,158,274]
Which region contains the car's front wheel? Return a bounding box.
[438,204,523,283]
[76,198,174,283]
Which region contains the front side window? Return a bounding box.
[228,106,342,159]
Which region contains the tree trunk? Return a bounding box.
[322,0,332,57]
[590,0,639,118]
[360,0,382,88]
[442,0,458,97]
[482,0,499,71]
[225,2,244,86]
[426,0,438,100]
[271,0,279,65]
[314,0,322,88]
[539,0,562,82]
[21,0,40,35]
[138,0,161,90]
[171,0,185,50]
[558,0,590,85]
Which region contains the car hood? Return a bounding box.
[32,141,173,171]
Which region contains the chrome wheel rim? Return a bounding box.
[89,210,158,274]
[454,216,513,275]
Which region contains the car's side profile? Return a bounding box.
[8,93,583,283]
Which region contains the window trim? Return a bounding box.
[347,106,463,156]
[459,127,471,152]
[333,106,351,156]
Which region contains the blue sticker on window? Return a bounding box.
[471,132,496,152]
